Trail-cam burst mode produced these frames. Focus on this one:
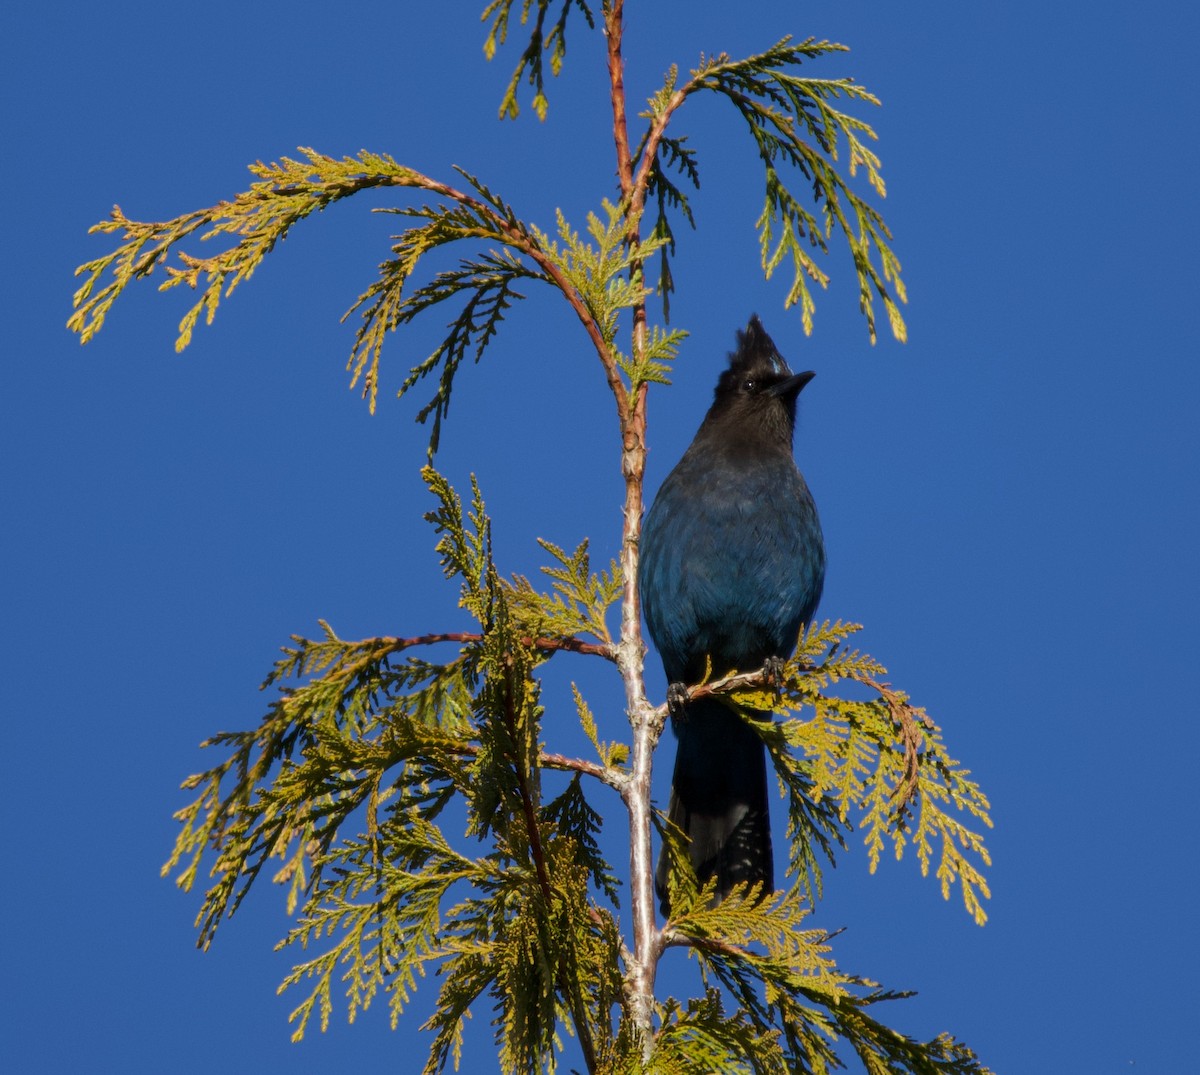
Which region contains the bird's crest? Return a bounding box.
[731,315,793,378]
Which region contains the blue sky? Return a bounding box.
[3,2,1198,1071]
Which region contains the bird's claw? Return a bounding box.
[763,656,787,699]
[667,682,690,721]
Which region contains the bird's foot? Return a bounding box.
[763,656,787,700]
[667,682,690,721]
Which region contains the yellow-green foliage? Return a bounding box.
[69,149,417,354]
[162,468,991,1073]
[81,7,982,1070]
[69,47,905,418]
[481,0,596,121]
[725,622,993,925]
[641,37,907,342]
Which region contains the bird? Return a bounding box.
[639,315,825,915]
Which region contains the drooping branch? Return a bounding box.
[656,622,991,924]
[69,150,624,423]
[345,629,614,662]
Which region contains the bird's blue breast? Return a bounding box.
[639,444,825,685]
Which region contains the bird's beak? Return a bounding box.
[769,370,816,400]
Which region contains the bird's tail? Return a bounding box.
[655,697,773,916]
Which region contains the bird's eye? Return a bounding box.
[742,378,755,392]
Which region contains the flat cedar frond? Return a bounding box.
[636,36,906,339]
[572,683,629,771]
[352,244,544,456]
[663,886,860,1072]
[69,152,604,434]
[466,631,544,840]
[797,986,996,1075]
[692,38,907,342]
[644,131,699,317]
[70,149,417,350]
[346,167,553,444]
[481,0,596,120]
[422,465,501,625]
[278,816,483,1041]
[616,323,688,393]
[670,890,994,1075]
[529,200,669,349]
[651,810,707,920]
[164,469,623,1071]
[672,885,844,992]
[650,988,790,1073]
[542,776,622,904]
[717,621,992,925]
[505,537,621,645]
[422,838,622,1074]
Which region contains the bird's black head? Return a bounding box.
[706,316,815,443]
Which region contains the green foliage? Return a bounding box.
[161,469,991,1072]
[643,128,698,320]
[165,469,630,1067]
[69,41,904,417]
[640,38,907,341]
[481,0,595,120]
[346,169,550,443]
[726,622,993,925]
[652,888,989,1075]
[69,149,419,353]
[69,147,683,454]
[530,201,664,349]
[79,5,992,1071]
[508,537,621,645]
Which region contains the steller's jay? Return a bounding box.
[639,316,825,914]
